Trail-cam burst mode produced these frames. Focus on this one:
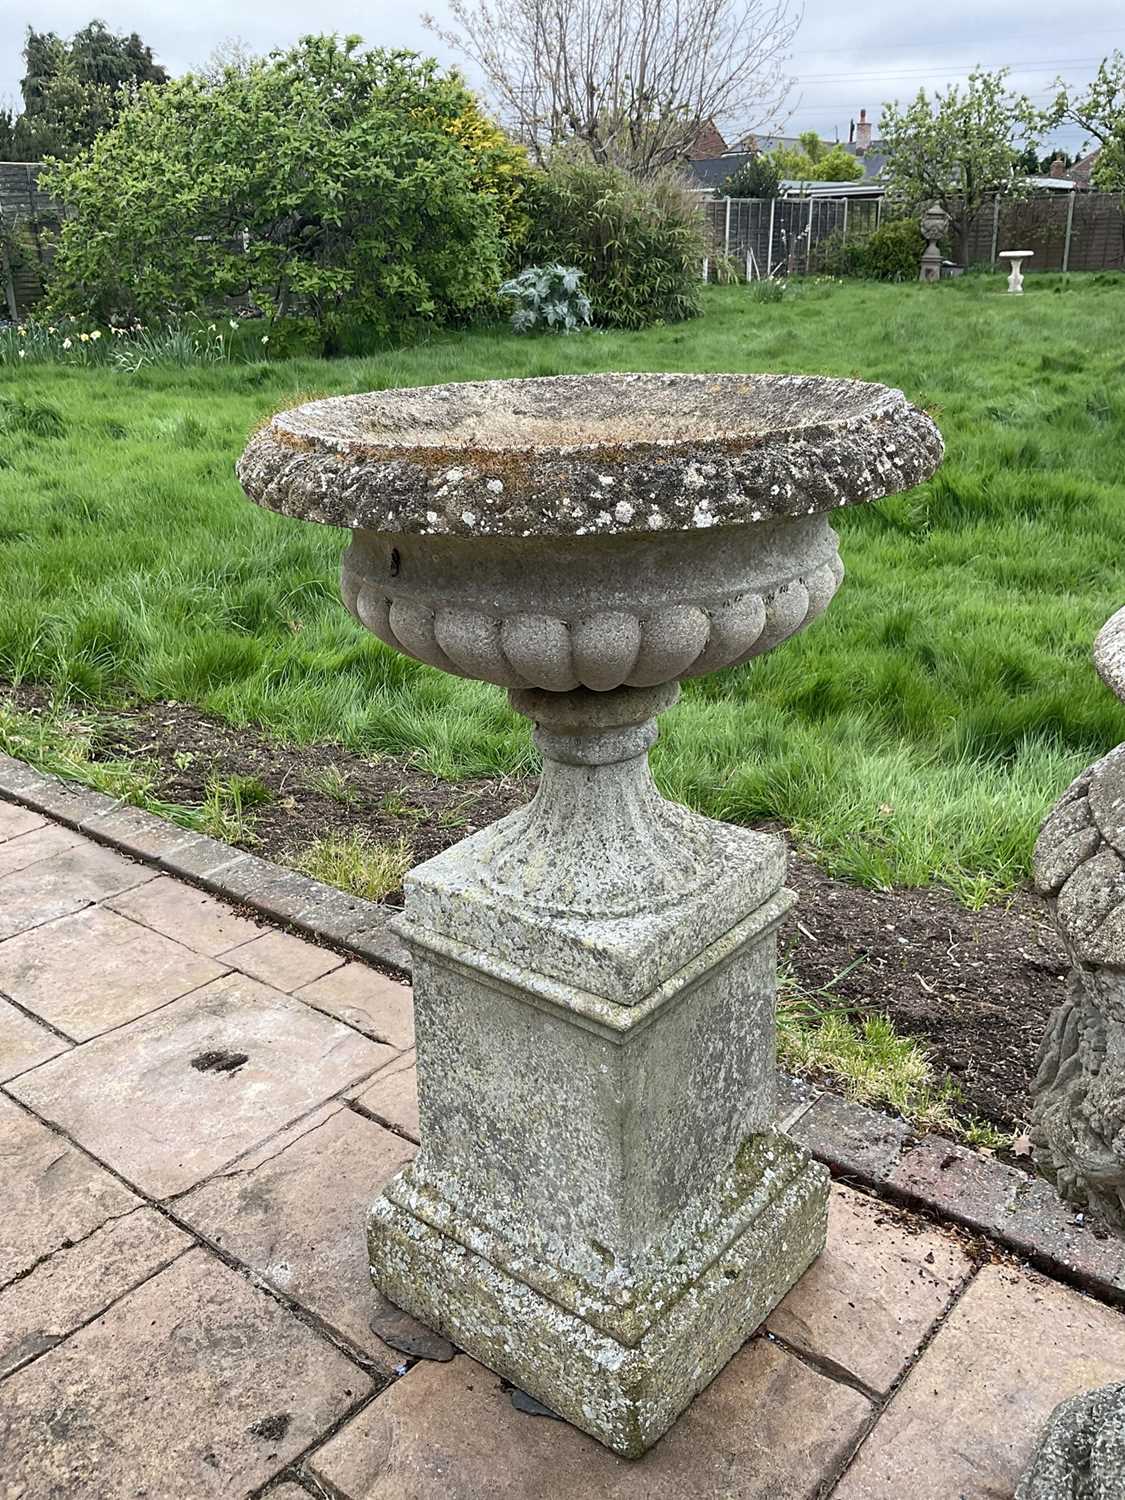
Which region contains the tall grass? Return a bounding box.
[1,274,1122,897]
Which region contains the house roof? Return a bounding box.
[688,149,886,191]
[1069,148,1101,187]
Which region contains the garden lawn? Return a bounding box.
[1,274,1123,902]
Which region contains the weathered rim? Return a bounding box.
[1094,605,1125,704]
[237,372,944,539]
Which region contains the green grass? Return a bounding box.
[777,970,1009,1149]
[286,829,414,902]
[1,272,1123,899]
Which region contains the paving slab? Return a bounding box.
[224,927,345,991]
[106,874,263,955]
[0,997,69,1081]
[176,1103,415,1368]
[0,822,81,878]
[296,962,414,1050]
[0,801,45,841]
[7,972,393,1197]
[0,1247,373,1497]
[831,1264,1125,1499]
[310,1344,872,1499]
[349,1051,419,1141]
[0,1205,191,1377]
[766,1184,973,1396]
[788,1092,912,1180]
[0,906,226,1041]
[0,841,150,940]
[889,1135,1024,1235]
[0,1093,139,1286]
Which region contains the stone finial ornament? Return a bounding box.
[1030,605,1125,1231]
[919,201,950,282]
[1019,607,1125,1500]
[1018,1383,1125,1500]
[239,371,943,1458]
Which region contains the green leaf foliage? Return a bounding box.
[879,69,1043,261]
[523,158,705,329]
[43,37,534,348]
[822,217,927,281]
[716,154,781,199]
[773,133,865,183]
[499,265,592,333]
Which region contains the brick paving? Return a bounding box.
[2,797,1125,1498]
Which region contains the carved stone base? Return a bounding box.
[369,1134,828,1458]
[368,682,828,1454]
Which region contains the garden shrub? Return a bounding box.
[523,159,705,329]
[822,217,927,281]
[44,38,535,350]
[500,265,592,333]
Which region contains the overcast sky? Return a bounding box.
[0,0,1113,157]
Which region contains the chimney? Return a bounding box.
[1049,157,1067,179]
[855,108,872,152]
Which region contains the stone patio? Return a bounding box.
[3,796,1125,1497]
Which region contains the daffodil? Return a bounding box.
[229,319,239,330]
[62,337,72,349]
[261,334,270,344]
[91,330,101,340]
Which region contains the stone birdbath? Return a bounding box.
[999,249,1034,293]
[238,371,943,1458]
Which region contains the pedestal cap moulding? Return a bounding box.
[238,371,943,1458]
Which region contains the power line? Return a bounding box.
[801,26,1123,56]
[794,57,1104,83]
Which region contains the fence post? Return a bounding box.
[806,197,813,274]
[989,194,1001,267]
[724,196,731,259]
[0,238,17,322]
[875,196,882,229]
[842,198,849,244]
[766,198,776,277]
[1063,190,1075,274]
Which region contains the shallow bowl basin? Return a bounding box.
[238,373,942,692]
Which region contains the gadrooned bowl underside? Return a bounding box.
[237,372,943,540]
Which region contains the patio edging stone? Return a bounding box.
[2,751,1123,1312]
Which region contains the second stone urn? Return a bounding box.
[239,371,943,1456]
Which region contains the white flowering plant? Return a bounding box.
[499,265,592,334]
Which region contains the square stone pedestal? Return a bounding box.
[368,812,829,1458]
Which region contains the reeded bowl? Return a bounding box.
[238,372,942,692]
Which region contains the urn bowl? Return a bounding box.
[238,372,942,693]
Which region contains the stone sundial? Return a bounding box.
[239,370,943,1457]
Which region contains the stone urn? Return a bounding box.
[238,371,943,1457]
[919,201,950,282]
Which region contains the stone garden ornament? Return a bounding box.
[999,248,1034,293]
[1030,604,1125,1233]
[919,201,950,282]
[238,371,943,1457]
[1018,605,1125,1500]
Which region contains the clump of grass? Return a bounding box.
[286,829,412,902]
[380,789,426,821]
[777,971,1010,1150]
[197,772,271,845]
[303,764,362,807]
[0,701,196,824]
